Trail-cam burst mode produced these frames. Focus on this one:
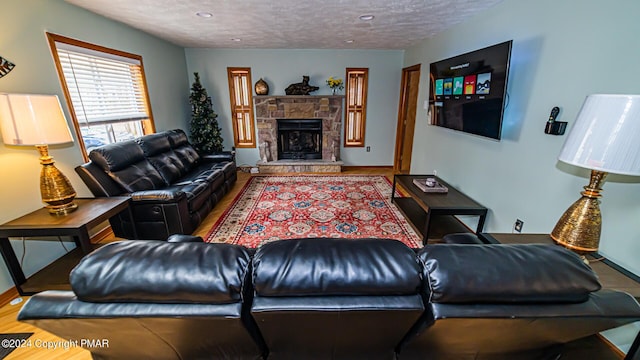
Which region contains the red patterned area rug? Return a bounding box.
[205,175,421,248]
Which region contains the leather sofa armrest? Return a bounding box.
[130,189,186,202]
[167,234,204,243]
[201,151,236,163]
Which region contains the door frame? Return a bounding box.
[393,64,421,173]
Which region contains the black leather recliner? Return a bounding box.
[75,129,236,239]
[250,238,425,360]
[18,240,266,360]
[397,244,640,359]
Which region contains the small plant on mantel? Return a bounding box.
[189,72,224,153]
[326,76,344,94]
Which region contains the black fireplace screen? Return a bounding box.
[277,119,322,160]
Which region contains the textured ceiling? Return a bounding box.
[65,0,504,49]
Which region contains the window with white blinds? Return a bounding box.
[47,33,154,158]
[227,67,256,148]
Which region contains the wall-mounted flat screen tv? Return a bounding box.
[428,40,512,140]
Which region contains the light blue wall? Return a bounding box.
[405,0,640,276]
[0,0,190,294]
[184,49,403,166]
[405,1,640,349]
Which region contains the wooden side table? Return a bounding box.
[392,175,488,244]
[0,197,133,295]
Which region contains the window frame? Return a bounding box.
[46,32,155,160]
[344,67,369,147]
[226,67,256,148]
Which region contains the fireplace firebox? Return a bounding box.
[277,119,322,160]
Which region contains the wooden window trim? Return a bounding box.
[46,32,155,161]
[344,68,369,147]
[227,67,256,148]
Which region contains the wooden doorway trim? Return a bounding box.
[394,64,421,173]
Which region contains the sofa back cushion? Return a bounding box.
[252,238,422,297]
[419,244,601,304]
[70,241,251,304]
[167,129,200,171]
[136,132,186,184]
[89,141,167,192]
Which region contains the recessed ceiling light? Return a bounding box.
[344,39,354,44]
[231,38,242,42]
[196,12,213,18]
[359,14,375,21]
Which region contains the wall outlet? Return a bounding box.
[514,219,524,233]
[366,146,371,152]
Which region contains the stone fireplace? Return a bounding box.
[255,95,343,172]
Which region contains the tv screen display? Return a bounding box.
[428,40,512,140]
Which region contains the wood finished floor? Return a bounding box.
[0,168,394,359]
[0,168,624,359]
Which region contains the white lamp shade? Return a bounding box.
[558,94,640,176]
[0,93,73,145]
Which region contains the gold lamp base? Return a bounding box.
[37,145,78,215]
[550,170,607,254]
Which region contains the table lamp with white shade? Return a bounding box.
[551,94,640,253]
[0,93,78,215]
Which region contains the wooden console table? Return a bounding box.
[391,175,487,244]
[0,197,133,295]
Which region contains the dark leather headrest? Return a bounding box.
[70,241,250,304]
[252,238,422,297]
[136,132,172,157]
[419,244,601,304]
[167,129,189,148]
[89,141,145,172]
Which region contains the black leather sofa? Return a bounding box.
[18,239,640,360]
[75,129,236,239]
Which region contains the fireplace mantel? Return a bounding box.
[254,95,343,163]
[254,95,345,100]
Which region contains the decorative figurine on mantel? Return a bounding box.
[285,75,319,95]
[255,78,269,95]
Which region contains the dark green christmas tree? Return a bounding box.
[189,72,224,153]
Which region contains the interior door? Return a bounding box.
[394,64,421,174]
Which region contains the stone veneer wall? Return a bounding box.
[254,95,343,162]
